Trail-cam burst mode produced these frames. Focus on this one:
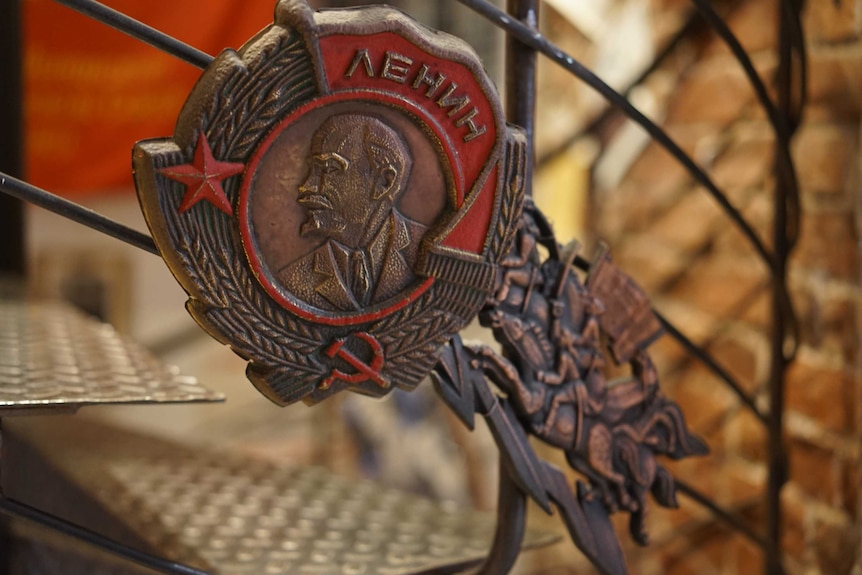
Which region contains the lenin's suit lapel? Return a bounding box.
[372,215,413,303]
[312,244,361,311]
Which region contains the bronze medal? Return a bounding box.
[134,0,526,405]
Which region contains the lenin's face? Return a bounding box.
[297,122,379,249]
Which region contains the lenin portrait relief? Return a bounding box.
[275,113,429,312]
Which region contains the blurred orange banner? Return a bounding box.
[24,0,272,196]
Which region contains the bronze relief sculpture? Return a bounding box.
[134,0,523,406]
[433,201,708,573]
[133,1,707,574]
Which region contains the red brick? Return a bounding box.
[598,182,684,239]
[788,438,839,502]
[705,0,779,56]
[710,190,774,257]
[791,211,860,279]
[721,461,767,508]
[786,361,852,432]
[712,136,774,192]
[807,47,862,120]
[727,409,767,461]
[614,236,690,293]
[650,190,724,255]
[795,292,860,363]
[841,460,859,518]
[665,557,713,575]
[668,364,738,433]
[792,124,856,195]
[730,535,764,575]
[622,126,711,198]
[739,287,771,331]
[812,512,857,575]
[669,57,777,125]
[667,254,766,318]
[804,0,862,45]
[781,487,808,562]
[707,335,762,387]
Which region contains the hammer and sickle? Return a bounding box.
[320,332,390,390]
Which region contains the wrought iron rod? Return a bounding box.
[675,480,767,549]
[0,172,159,256]
[453,0,773,269]
[52,0,213,69]
[0,497,211,575]
[505,0,538,196]
[476,2,540,574]
[0,0,25,276]
[765,2,805,573]
[689,0,801,256]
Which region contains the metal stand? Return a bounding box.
[0,0,25,275]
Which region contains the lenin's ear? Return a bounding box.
[372,166,397,201]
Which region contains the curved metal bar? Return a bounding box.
[0,172,159,256]
[475,462,528,575]
[766,3,806,573]
[453,0,774,268]
[675,480,768,549]
[51,0,213,70]
[689,0,800,251]
[0,497,211,575]
[690,0,801,370]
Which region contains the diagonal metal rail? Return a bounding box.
[53,0,213,69]
[0,172,158,256]
[675,480,768,549]
[657,312,768,424]
[0,497,211,575]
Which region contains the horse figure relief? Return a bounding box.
[433,201,708,562]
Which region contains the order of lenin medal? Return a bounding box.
[134,0,526,405]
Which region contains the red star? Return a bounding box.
[159,133,245,216]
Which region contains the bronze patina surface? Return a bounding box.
[134,0,524,406]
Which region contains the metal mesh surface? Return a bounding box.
[5,417,558,575]
[0,299,223,414]
[104,454,556,575]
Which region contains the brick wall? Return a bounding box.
[583,1,862,573]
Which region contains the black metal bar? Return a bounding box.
[657,312,768,425]
[675,480,767,550]
[689,0,801,260]
[765,2,805,573]
[476,461,528,575]
[505,0,538,196]
[476,2,539,572]
[0,0,26,276]
[52,0,213,70]
[0,497,211,575]
[0,172,159,256]
[453,0,774,269]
